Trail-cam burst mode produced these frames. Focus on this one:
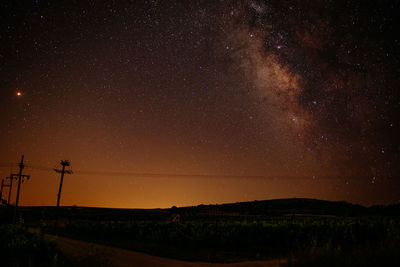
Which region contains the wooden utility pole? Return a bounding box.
[54,160,72,207]
[0,178,11,204]
[1,179,4,203]
[15,155,25,207]
[0,179,4,202]
[6,175,17,205]
[13,155,30,222]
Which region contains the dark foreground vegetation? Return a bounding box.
[0,223,59,266]
[1,198,400,266]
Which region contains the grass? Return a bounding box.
[0,223,59,267]
[1,198,400,265]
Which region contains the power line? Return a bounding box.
[25,165,266,179]
[20,165,362,180]
[3,163,272,179]
[25,165,52,172]
[0,163,18,167]
[75,170,267,179]
[2,163,371,180]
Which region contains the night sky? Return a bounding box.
[1,0,399,208]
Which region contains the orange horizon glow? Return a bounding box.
[1,1,398,211]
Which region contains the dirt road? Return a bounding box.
[45,234,288,267]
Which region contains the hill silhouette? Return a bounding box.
[4,198,398,223]
[179,198,399,217]
[187,198,368,216]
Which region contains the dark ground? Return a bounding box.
[1,198,400,266]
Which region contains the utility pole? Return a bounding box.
[13,155,30,222]
[0,179,4,202]
[6,175,17,205]
[15,155,25,207]
[54,160,72,207]
[1,178,11,205]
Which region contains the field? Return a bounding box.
[0,223,59,266]
[1,198,400,266]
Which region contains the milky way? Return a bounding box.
[222,0,400,180]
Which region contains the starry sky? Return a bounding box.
[0,0,399,208]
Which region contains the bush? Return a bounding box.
[60,216,400,261]
[0,224,59,267]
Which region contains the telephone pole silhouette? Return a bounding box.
[0,178,10,204]
[0,179,3,202]
[6,174,18,205]
[13,155,30,222]
[54,160,72,207]
[15,155,29,207]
